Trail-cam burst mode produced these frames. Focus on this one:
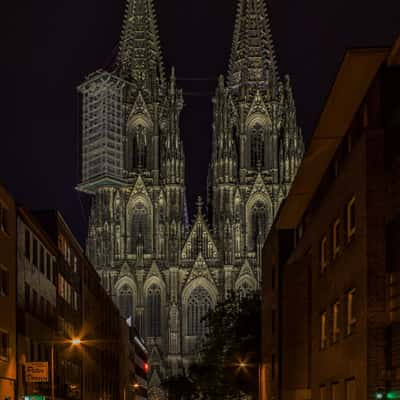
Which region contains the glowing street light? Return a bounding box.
[71,338,81,346]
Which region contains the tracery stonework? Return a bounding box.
[77,0,304,387]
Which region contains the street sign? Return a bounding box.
[25,362,49,383]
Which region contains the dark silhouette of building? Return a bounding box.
[260,37,400,400]
[0,184,17,400]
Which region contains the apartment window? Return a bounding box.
[32,238,38,266]
[332,382,339,400]
[0,331,9,360]
[73,292,78,311]
[25,229,31,260]
[46,254,51,280]
[0,205,8,234]
[32,290,38,314]
[347,289,357,334]
[320,385,327,400]
[39,246,45,274]
[52,260,57,284]
[347,197,356,241]
[320,236,328,272]
[0,266,8,296]
[66,246,71,265]
[333,219,341,258]
[333,301,340,343]
[73,255,78,273]
[321,312,327,349]
[25,284,30,310]
[345,378,356,400]
[347,133,352,153]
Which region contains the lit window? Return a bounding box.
[333,219,341,258]
[333,301,340,343]
[345,378,356,400]
[0,266,8,296]
[320,312,327,349]
[320,385,327,400]
[347,197,356,241]
[320,236,328,272]
[0,205,8,234]
[347,289,357,334]
[73,256,78,273]
[66,246,71,265]
[0,331,9,361]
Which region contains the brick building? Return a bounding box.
[16,208,58,399]
[260,37,400,400]
[0,184,17,400]
[35,210,133,400]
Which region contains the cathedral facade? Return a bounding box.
[77,0,304,385]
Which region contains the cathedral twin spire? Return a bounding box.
[78,0,304,383]
[117,0,165,88]
[228,0,278,89]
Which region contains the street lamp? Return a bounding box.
[71,338,81,346]
[50,338,82,400]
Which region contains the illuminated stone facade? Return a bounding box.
[77,0,303,384]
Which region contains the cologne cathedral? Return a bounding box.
[77,0,304,386]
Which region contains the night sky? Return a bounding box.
[2,0,400,245]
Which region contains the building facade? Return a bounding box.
[16,208,58,400]
[77,0,303,381]
[0,184,17,400]
[260,39,400,400]
[35,210,127,400]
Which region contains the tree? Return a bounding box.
[188,291,261,400]
[161,373,197,400]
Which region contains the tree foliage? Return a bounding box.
[189,291,261,400]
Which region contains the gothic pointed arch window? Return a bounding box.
[134,124,147,169]
[187,287,213,337]
[131,202,150,253]
[147,284,161,337]
[119,284,134,319]
[238,281,252,299]
[250,201,268,251]
[235,224,241,257]
[250,123,265,169]
[128,123,148,171]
